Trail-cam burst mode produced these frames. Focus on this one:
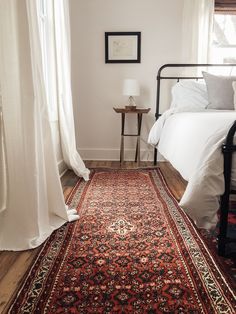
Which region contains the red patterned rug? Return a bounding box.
[9,169,236,313]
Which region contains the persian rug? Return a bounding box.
[9,169,236,313]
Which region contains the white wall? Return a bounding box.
[70,0,184,161]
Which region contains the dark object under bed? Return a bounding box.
[154,63,236,257]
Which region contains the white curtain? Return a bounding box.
[0,0,78,251]
[50,0,89,181]
[182,0,214,63]
[0,106,7,214]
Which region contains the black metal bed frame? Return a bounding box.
[154,63,236,256]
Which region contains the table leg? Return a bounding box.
[135,138,139,162]
[135,137,140,165]
[120,136,124,163]
[135,113,142,164]
[120,113,125,164]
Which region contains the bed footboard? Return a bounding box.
[218,121,236,256]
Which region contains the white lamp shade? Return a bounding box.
[122,79,140,96]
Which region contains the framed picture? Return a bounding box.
[105,32,141,63]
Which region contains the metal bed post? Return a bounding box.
[218,121,236,256]
[154,73,161,165]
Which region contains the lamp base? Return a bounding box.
[125,105,136,110]
[125,96,137,110]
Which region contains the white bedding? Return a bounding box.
[148,108,236,229]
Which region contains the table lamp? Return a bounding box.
[122,79,140,109]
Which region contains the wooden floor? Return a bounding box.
[0,161,187,313]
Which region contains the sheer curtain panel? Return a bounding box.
[53,0,90,181]
[0,0,78,250]
[182,0,215,63]
[0,106,7,214]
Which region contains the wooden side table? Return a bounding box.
[113,107,150,164]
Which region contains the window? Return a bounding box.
[215,0,236,14]
[212,14,236,63]
[212,1,236,63]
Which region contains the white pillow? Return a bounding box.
[233,81,236,110]
[171,80,208,110]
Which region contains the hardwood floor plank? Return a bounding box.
[0,248,39,314]
[0,252,21,282]
[84,160,157,169]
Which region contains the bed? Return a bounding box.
[148,64,236,256]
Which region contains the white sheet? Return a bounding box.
[148,109,236,229]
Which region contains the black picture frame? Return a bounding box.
[105,32,141,63]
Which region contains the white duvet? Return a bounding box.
[148,108,236,229]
